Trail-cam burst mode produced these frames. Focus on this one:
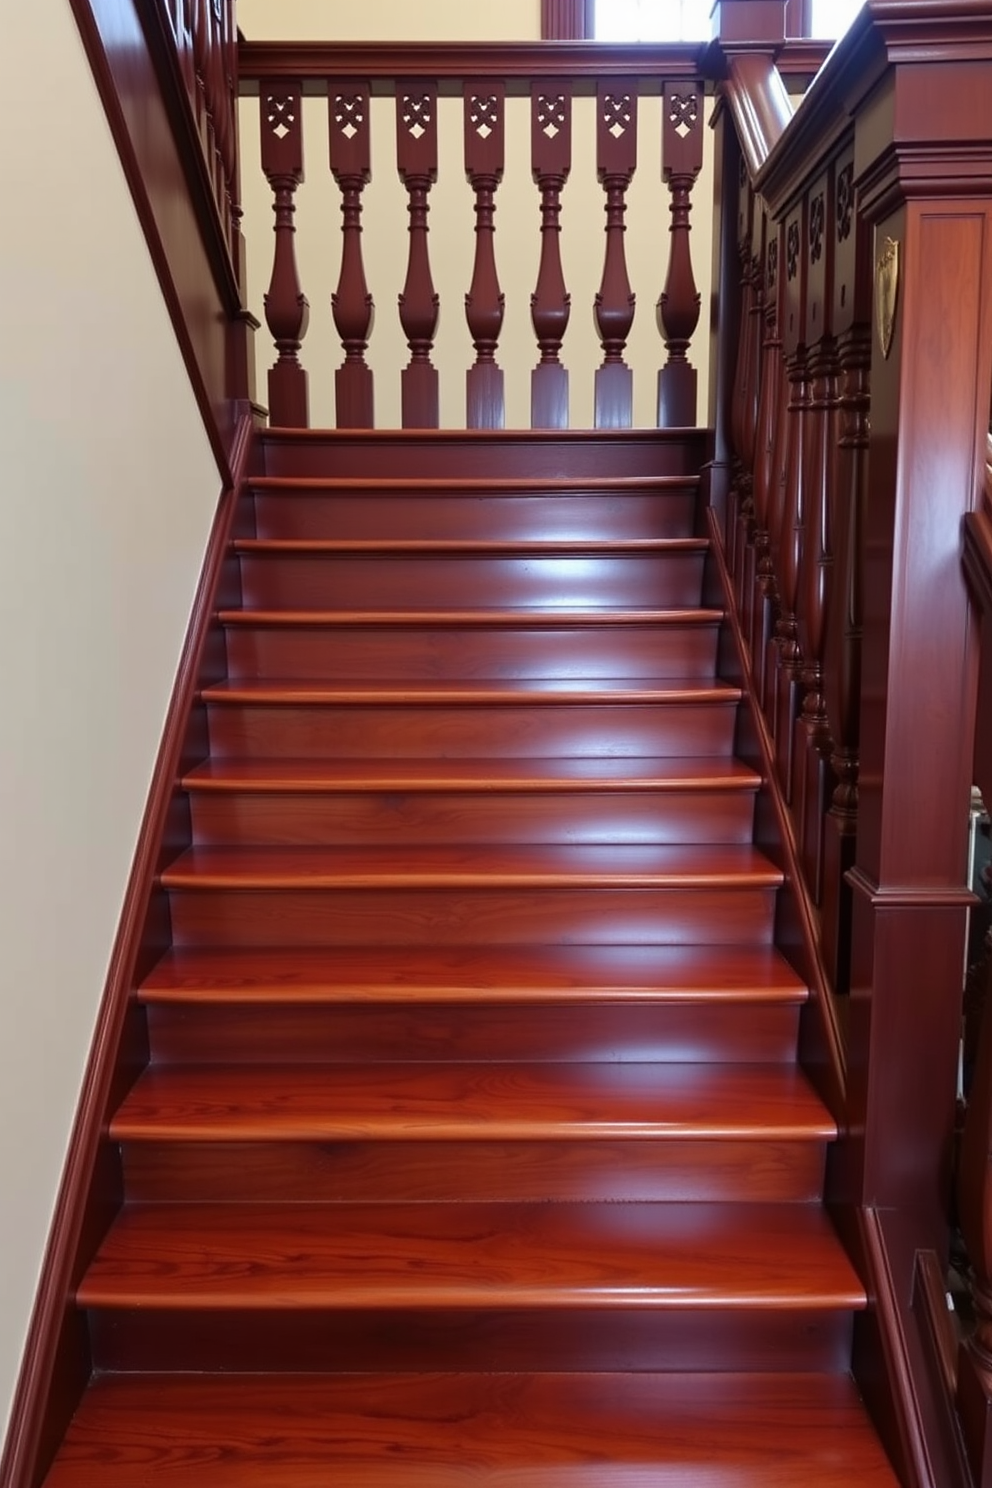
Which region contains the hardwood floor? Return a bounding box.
[41,430,901,1486]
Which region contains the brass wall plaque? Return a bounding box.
[875,236,900,359]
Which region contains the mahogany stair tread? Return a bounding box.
[234,536,710,554]
[218,607,725,627]
[182,756,760,791]
[77,1201,865,1311]
[112,1062,835,1141]
[42,1371,901,1488]
[139,943,809,1004]
[201,675,743,704]
[160,842,784,890]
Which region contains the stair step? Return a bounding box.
[219,609,723,684]
[42,1370,901,1487]
[161,842,782,890]
[115,1063,832,1203]
[80,1201,863,1371]
[140,944,808,1064]
[183,756,760,847]
[234,540,708,610]
[201,677,743,758]
[114,1062,834,1140]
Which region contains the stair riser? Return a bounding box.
[186,789,757,848]
[167,886,779,948]
[251,491,697,542]
[144,1002,802,1064]
[222,624,720,682]
[236,553,707,611]
[88,1306,854,1374]
[258,434,704,482]
[121,1138,827,1204]
[204,701,740,760]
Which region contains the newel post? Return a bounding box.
[842,49,992,1277]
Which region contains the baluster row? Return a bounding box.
[257,79,705,430]
[727,145,871,993]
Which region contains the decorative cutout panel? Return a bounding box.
[602,93,632,140]
[809,193,825,266]
[837,163,854,243]
[470,95,499,141]
[767,237,779,293]
[266,93,297,142]
[787,220,800,281]
[334,94,365,142]
[401,94,433,142]
[537,94,567,140]
[669,93,698,140]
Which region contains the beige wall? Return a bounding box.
[0,0,221,1443]
[238,0,714,428]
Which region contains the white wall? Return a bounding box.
[238,0,714,428]
[0,0,221,1443]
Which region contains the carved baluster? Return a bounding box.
[330,85,375,429]
[396,85,440,429]
[531,83,572,429]
[821,155,870,992]
[260,87,310,428]
[464,84,506,430]
[774,202,810,800]
[594,85,637,429]
[739,208,766,639]
[750,216,785,703]
[658,82,703,428]
[796,170,842,898]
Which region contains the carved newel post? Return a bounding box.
[329,85,375,429]
[396,85,440,429]
[260,86,310,427]
[657,82,703,427]
[464,85,506,429]
[530,84,572,428]
[594,86,637,429]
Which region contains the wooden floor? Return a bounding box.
[41,431,901,1486]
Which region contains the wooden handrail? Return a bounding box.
[722,53,793,178]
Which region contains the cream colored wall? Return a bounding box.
[0,0,221,1444]
[238,0,714,428]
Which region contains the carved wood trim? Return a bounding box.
[0,420,257,1488]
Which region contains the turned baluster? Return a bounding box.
[657,82,702,429]
[751,219,785,702]
[796,172,842,898]
[396,86,440,429]
[594,85,637,429]
[329,85,375,429]
[821,155,870,993]
[739,210,766,636]
[774,202,810,800]
[530,83,572,429]
[260,87,310,428]
[464,84,506,430]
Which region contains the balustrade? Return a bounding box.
[239,47,708,429]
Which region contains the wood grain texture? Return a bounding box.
[42,1371,901,1488]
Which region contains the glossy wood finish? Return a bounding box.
[530,83,572,429]
[594,83,637,428]
[43,1372,900,1487]
[397,85,440,428]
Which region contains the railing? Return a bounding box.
[238,44,720,430]
[715,6,992,1484]
[159,0,241,276]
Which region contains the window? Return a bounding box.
[593,0,864,42]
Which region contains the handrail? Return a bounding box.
[722,53,793,178]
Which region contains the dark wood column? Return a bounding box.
[541,0,594,39]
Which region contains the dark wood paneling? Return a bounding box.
[66,0,248,475]
[0,420,256,1488]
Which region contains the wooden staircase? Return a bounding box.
[42,430,900,1486]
